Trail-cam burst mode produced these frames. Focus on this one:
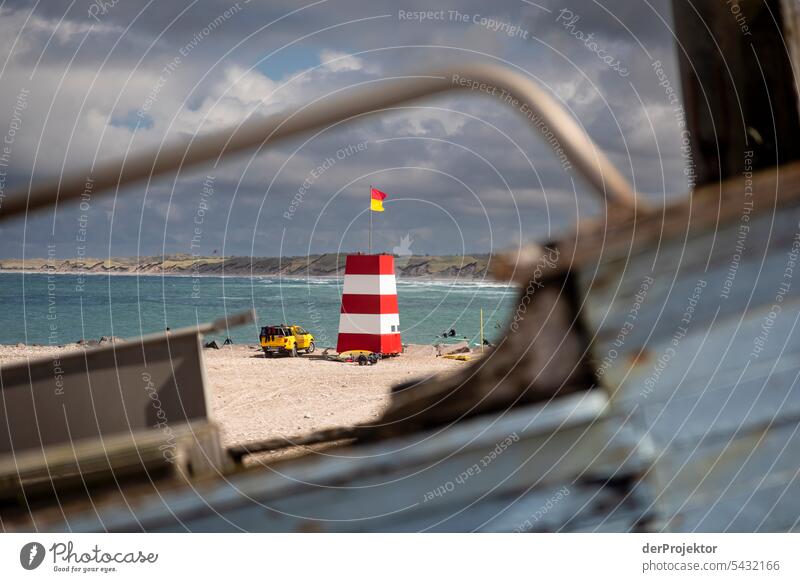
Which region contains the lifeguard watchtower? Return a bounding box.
[336,254,401,354]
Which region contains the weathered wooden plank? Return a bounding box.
[0,329,209,456]
[17,391,650,532]
[366,481,650,533]
[671,0,800,186]
[583,208,800,350]
[494,162,800,284]
[599,294,800,407]
[653,421,800,531]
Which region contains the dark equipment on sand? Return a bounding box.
[357,353,379,366]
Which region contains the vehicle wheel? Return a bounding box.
[306,341,316,354]
[357,355,367,366]
[264,350,272,358]
[290,346,298,357]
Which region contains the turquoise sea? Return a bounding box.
[0,272,517,347]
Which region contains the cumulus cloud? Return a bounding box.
[0,0,687,259]
[319,49,367,72]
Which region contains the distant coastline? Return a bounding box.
[0,253,495,280]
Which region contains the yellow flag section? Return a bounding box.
[370,187,386,212]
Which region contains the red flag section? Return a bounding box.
[370,188,387,212]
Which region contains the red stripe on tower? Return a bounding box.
[337,254,402,354]
[340,254,395,275]
[341,294,399,315]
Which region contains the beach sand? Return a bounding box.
[0,343,464,450]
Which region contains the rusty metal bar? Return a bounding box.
[0,63,640,223]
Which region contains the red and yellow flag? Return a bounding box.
[370,187,387,212]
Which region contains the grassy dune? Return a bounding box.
[0,253,493,279]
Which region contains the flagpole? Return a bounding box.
[369,185,373,255]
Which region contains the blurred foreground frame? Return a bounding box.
[2,0,800,530]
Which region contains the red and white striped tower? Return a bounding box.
[336,254,402,354]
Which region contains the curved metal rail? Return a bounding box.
[0,63,640,222]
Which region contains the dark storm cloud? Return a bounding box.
[0,0,687,259]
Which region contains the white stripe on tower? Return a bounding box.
[341,274,397,295]
[338,313,399,335]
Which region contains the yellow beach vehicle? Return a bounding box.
[259,325,315,357]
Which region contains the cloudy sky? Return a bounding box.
[0,0,687,259]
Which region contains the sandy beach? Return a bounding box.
[0,342,465,450]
